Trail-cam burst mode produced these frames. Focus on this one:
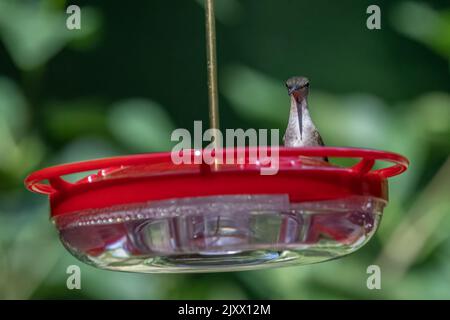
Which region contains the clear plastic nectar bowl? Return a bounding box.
[25,147,408,273]
[56,195,384,272]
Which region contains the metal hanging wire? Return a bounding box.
[205,0,220,143]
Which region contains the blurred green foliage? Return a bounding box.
[0,0,449,299]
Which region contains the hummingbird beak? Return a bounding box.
[290,95,302,140]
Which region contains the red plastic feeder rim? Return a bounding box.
[25,147,409,217]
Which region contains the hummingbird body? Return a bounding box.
[284,97,324,147]
[283,76,327,161]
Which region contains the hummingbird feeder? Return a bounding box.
[25,0,408,273]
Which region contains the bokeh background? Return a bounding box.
[0,0,449,299]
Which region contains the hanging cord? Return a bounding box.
[205,0,220,156]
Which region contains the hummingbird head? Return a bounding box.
[286,76,310,101]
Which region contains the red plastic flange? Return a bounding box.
[24,147,408,217]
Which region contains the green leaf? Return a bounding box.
[0,1,101,70]
[391,2,450,59]
[109,99,176,152]
[221,65,287,125]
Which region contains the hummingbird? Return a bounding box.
[283,76,328,161]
